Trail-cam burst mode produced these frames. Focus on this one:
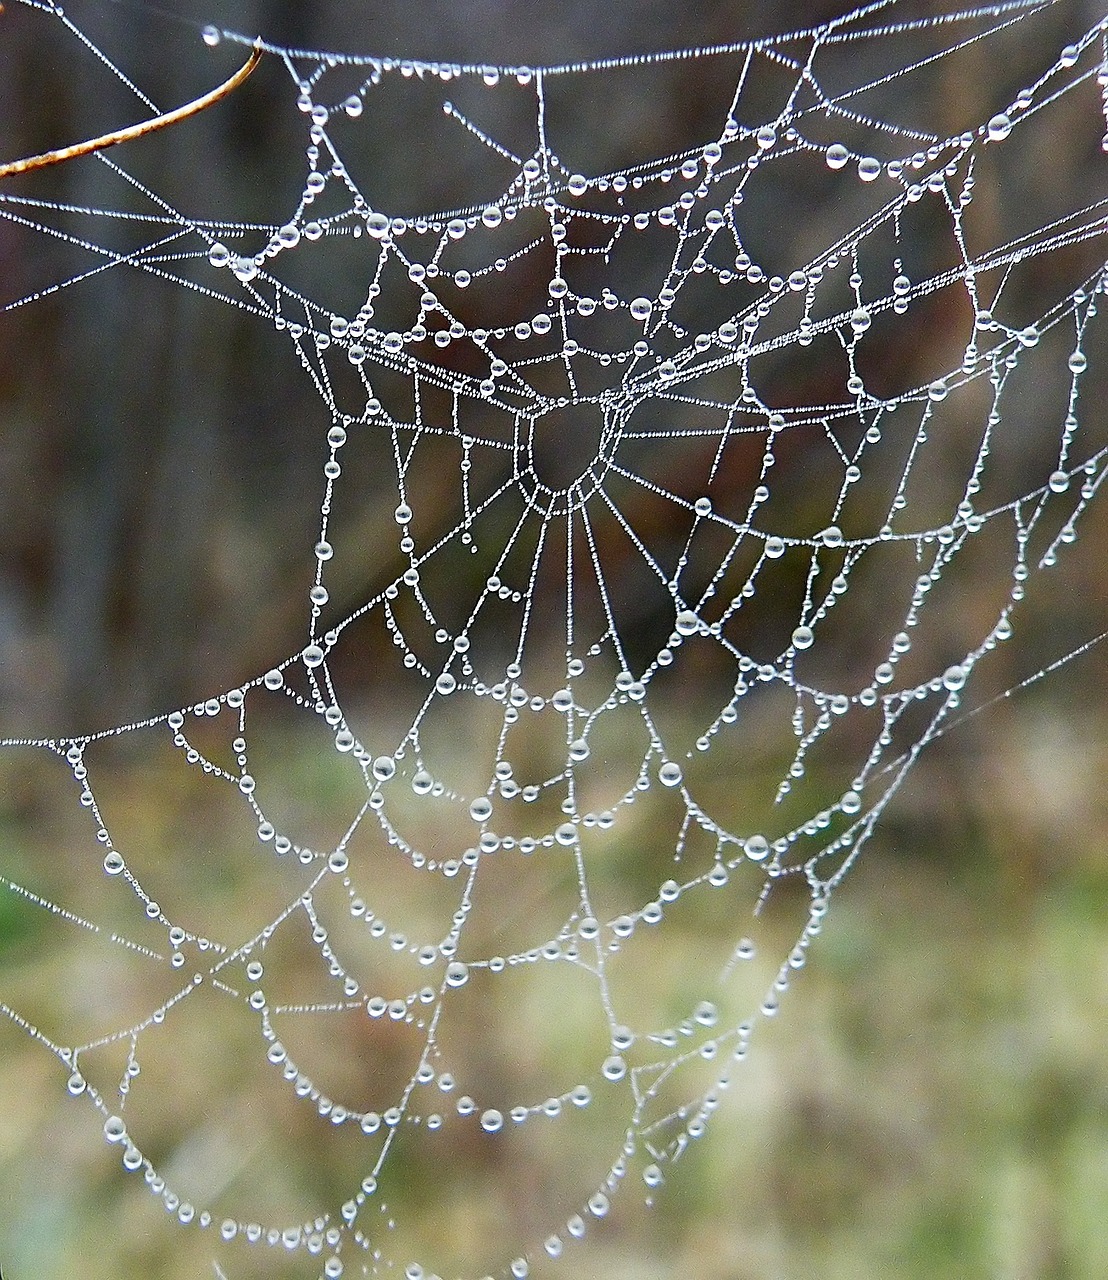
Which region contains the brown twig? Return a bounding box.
[0,44,261,179]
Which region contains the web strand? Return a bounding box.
[0,1,1106,1277]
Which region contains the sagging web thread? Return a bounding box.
[1,0,1107,1276]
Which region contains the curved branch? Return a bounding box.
[0,45,262,180]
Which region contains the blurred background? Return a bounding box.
[0,0,1107,1277]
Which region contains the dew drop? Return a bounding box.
[745,834,770,862]
[765,536,786,559]
[987,113,1012,142]
[942,663,967,691]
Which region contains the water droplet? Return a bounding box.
[841,790,862,814]
[446,961,469,988]
[588,1191,610,1217]
[942,663,967,691]
[857,156,881,182]
[201,24,221,46]
[659,761,683,787]
[480,1108,503,1132]
[745,834,770,862]
[987,113,1012,142]
[469,797,493,822]
[765,536,786,559]
[674,610,700,636]
[630,296,652,321]
[825,143,850,170]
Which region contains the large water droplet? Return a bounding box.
[987,113,1012,142]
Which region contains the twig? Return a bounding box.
[0,45,261,179]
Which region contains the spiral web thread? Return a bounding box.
[1,0,1107,1276]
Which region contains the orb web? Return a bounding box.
[1,1,1106,1277]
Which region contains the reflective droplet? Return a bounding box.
[372,756,396,782]
[942,663,967,691]
[825,143,849,170]
[841,790,862,814]
[765,536,786,559]
[857,156,881,181]
[745,834,770,862]
[986,113,1012,142]
[791,625,815,651]
[658,761,683,787]
[674,610,700,636]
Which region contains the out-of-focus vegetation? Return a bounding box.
[0,699,1106,1279]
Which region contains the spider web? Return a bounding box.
[1,0,1107,1276]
